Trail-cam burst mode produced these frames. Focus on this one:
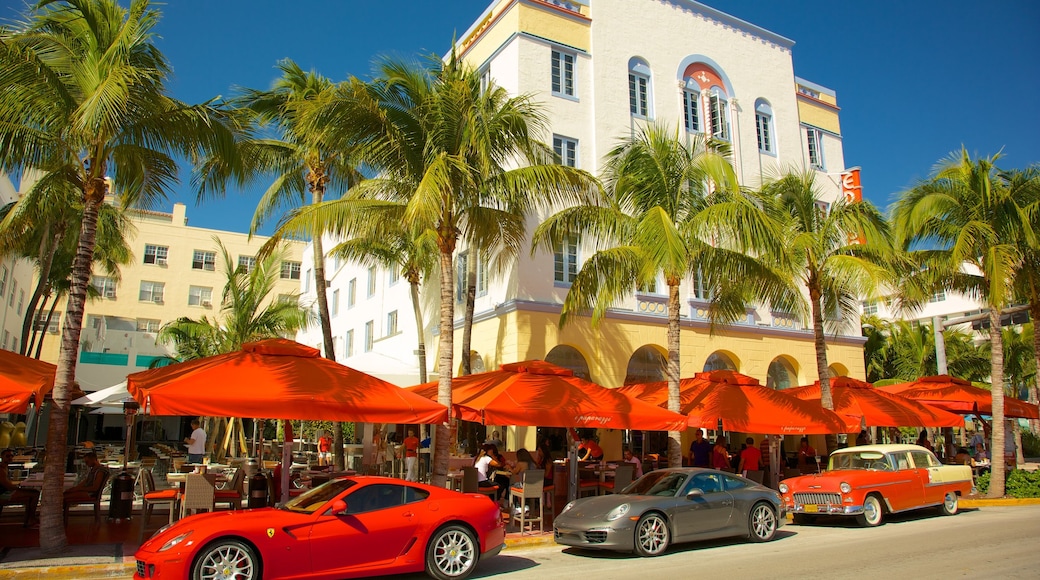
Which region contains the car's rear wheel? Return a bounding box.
[191,539,258,580]
[939,492,958,516]
[856,494,884,527]
[425,524,477,580]
[747,502,777,542]
[633,512,670,557]
[792,514,816,525]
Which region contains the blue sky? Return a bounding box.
[2,0,1037,235]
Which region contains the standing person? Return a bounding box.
[1,448,40,526]
[403,428,420,482]
[689,429,712,468]
[184,419,207,464]
[485,430,504,451]
[712,438,730,470]
[622,448,643,478]
[856,430,871,446]
[797,437,817,473]
[536,437,554,486]
[916,431,933,452]
[317,431,332,467]
[738,437,762,476]
[578,436,604,462]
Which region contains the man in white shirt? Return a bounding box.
[184,419,207,463]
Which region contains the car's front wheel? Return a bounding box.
[633,512,670,557]
[747,502,777,542]
[426,524,477,580]
[938,492,958,516]
[191,539,259,580]
[856,494,884,527]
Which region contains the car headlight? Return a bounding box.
[778,483,788,494]
[840,482,852,494]
[158,531,193,552]
[606,503,630,521]
[561,501,576,514]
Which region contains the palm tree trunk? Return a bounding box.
[987,308,1006,497]
[410,278,428,383]
[309,186,343,470]
[460,263,476,376]
[432,244,455,488]
[33,292,59,359]
[39,190,103,554]
[666,281,682,468]
[19,226,61,354]
[1029,299,1040,435]
[809,281,836,454]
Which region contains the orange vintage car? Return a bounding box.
[779,444,975,527]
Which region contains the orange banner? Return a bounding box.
[841,167,862,203]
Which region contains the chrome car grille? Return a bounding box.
[584,530,608,544]
[793,492,841,505]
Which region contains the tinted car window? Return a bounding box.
[723,475,748,492]
[683,472,723,495]
[404,486,430,503]
[344,484,408,515]
[627,471,689,496]
[284,478,358,513]
[910,451,939,469]
[892,453,912,471]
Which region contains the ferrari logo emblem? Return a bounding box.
[266,528,275,538]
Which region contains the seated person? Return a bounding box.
[953,447,975,466]
[0,448,40,524]
[578,437,603,462]
[474,444,508,501]
[63,451,109,504]
[623,448,643,478]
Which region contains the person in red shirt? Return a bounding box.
[797,436,818,473]
[403,428,420,482]
[738,437,762,475]
[317,431,332,466]
[578,437,603,461]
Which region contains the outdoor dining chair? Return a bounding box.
[461,467,498,501]
[180,473,215,519]
[508,469,545,534]
[62,470,110,525]
[214,468,245,510]
[599,463,635,495]
[745,470,765,485]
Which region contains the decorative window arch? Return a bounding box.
[624,345,667,385]
[545,345,591,381]
[754,99,775,154]
[703,352,737,372]
[767,357,796,390]
[628,57,652,119]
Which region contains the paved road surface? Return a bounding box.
[392,505,1040,580]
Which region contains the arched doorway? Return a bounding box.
[828,363,848,378]
[767,357,796,390]
[544,345,591,381]
[624,345,667,385]
[703,351,737,372]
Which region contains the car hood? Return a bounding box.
[564,494,659,519]
[782,472,846,491]
[140,507,304,552]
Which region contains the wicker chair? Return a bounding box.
[508,469,545,534]
[63,469,110,525]
[180,473,215,519]
[599,464,635,495]
[214,469,245,510]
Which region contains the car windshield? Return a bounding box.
[282,479,357,513]
[623,471,689,497]
[828,451,893,471]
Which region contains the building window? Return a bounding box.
[479,66,491,93]
[807,127,824,170]
[367,266,377,297]
[477,254,488,297]
[34,311,60,334]
[238,255,257,274]
[0,265,7,297]
[455,251,469,304]
[929,291,947,303]
[280,261,301,280]
[862,300,878,315]
[188,286,213,307]
[388,268,399,286]
[139,281,165,303]
[7,280,14,306]
[551,49,575,97]
[192,250,216,271]
[347,278,356,308]
[692,267,713,301]
[628,58,651,118]
[276,293,297,304]
[798,85,820,99]
[387,310,398,336]
[332,289,340,316]
[553,135,578,167]
[345,329,354,358]
[143,244,168,265]
[17,289,23,314]
[708,88,729,141]
[136,318,160,333]
[682,81,701,133]
[2,330,8,349]
[304,269,311,293]
[364,321,374,352]
[554,236,579,285]
[90,276,117,299]
[754,99,774,154]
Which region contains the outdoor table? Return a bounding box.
[19,473,78,490]
[445,471,463,491]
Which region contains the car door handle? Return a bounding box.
[402,512,414,517]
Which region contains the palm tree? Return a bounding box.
[533,124,786,468]
[760,169,895,452]
[894,149,1038,497]
[266,52,596,486]
[1006,167,1040,433]
[0,0,242,551]
[202,60,363,469]
[329,224,438,383]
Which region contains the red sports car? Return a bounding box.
[134,476,505,580]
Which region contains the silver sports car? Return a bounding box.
[554,468,785,556]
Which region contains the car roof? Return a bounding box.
[832,444,931,455]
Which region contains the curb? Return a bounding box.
[1,562,134,579]
[504,533,556,549]
[960,497,1040,507]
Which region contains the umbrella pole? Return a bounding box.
[281,420,292,505]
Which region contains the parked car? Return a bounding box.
[134,476,505,580]
[553,468,785,557]
[779,443,975,527]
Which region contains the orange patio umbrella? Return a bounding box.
[619,370,857,434]
[787,376,965,428]
[0,349,56,414]
[126,338,447,424]
[878,375,1039,419]
[407,360,690,431]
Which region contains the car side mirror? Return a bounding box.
[331,499,347,514]
[686,489,703,499]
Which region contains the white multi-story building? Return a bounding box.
[0,173,37,359]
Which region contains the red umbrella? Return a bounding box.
[878,375,1039,419]
[407,360,689,431]
[0,349,55,413]
[619,370,857,434]
[126,338,447,424]
[787,376,965,428]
